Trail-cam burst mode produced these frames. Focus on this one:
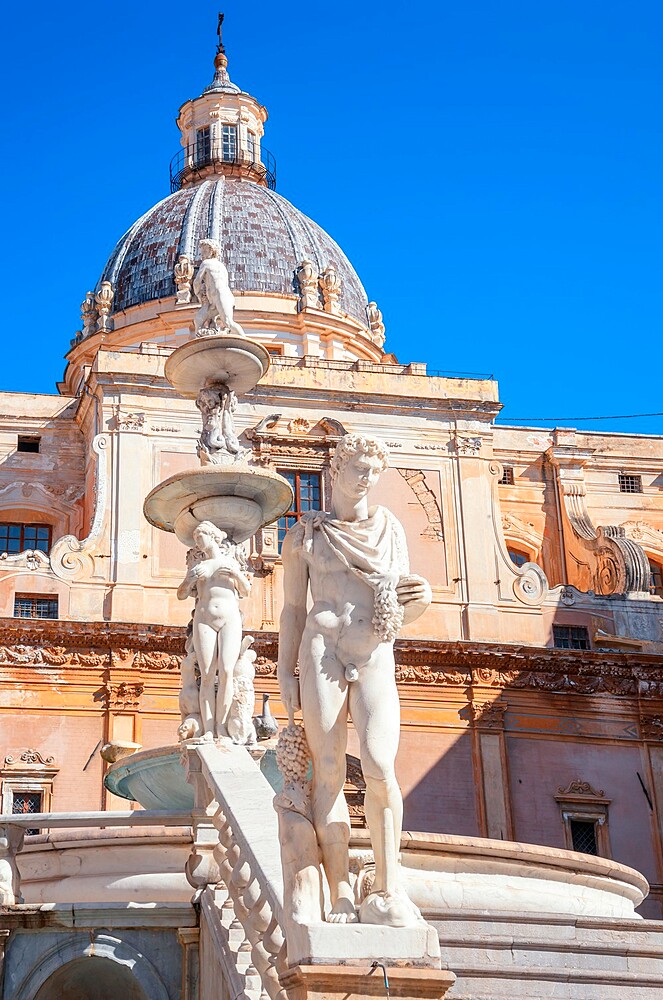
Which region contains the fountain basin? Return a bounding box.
[105,746,194,810]
[143,464,293,545]
[164,335,270,397]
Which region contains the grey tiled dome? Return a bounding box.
[100,177,368,323]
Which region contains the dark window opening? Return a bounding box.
[0,522,51,555]
[247,130,257,160]
[14,595,58,619]
[618,473,642,494]
[553,624,591,650]
[570,819,598,856]
[195,126,211,166]
[508,547,529,568]
[649,560,663,598]
[499,466,515,485]
[12,789,43,836]
[277,470,322,551]
[17,435,40,453]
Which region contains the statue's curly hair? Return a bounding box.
[330,433,389,480]
[192,520,228,547]
[198,238,221,258]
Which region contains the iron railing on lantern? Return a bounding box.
[169,143,277,192]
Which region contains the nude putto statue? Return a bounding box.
[177,521,251,740]
[193,238,245,337]
[277,433,432,926]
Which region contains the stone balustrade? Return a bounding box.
[184,741,287,1000]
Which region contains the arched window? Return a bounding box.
[649,559,663,598]
[507,546,530,568]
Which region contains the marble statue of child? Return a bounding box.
[177,521,251,739]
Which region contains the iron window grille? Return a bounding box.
[12,789,43,836]
[569,819,598,856]
[277,471,322,551]
[553,625,591,650]
[14,595,59,620]
[222,124,237,162]
[499,466,515,485]
[0,522,51,555]
[618,473,643,494]
[17,435,40,453]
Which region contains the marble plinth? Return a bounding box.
[143,464,293,545]
[164,335,270,397]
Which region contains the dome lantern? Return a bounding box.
[171,13,275,192]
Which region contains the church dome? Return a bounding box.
[99,176,369,325]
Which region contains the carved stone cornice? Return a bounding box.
[102,681,144,710]
[469,699,507,729]
[2,621,663,700]
[641,715,663,741]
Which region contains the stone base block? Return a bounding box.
[281,964,456,1000]
[285,921,441,968]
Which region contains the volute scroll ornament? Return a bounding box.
[547,446,651,596]
[294,259,319,311]
[174,253,195,304]
[50,434,110,581]
[95,281,114,332]
[366,301,386,347]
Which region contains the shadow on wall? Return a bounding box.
[398,600,663,921]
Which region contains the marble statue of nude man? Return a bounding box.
[193,238,245,337]
[277,434,431,925]
[178,521,251,739]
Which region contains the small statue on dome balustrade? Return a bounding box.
[193,238,245,337]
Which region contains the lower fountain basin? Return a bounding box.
[143,464,293,545]
[105,746,194,810]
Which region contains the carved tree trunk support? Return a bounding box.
[280,965,456,1000]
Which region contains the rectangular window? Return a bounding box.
[0,523,51,555]
[277,470,321,551]
[618,473,643,494]
[195,126,211,166]
[14,595,59,620]
[570,818,598,856]
[12,789,43,836]
[222,124,237,162]
[247,130,256,160]
[553,624,590,650]
[499,466,514,485]
[17,435,40,453]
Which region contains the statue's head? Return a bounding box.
[330,433,389,499]
[196,387,221,413]
[193,520,228,553]
[199,238,222,260]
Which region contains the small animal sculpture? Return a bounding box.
[253,692,279,741]
[227,636,257,746]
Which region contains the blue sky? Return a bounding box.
[1,1,661,433]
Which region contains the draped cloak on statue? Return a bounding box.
[298,506,410,642]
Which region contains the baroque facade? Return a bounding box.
[1,15,663,999]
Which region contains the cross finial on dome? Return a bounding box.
[204,11,240,94]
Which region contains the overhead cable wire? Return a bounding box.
[497,411,663,423]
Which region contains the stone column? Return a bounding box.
[178,927,201,1000]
